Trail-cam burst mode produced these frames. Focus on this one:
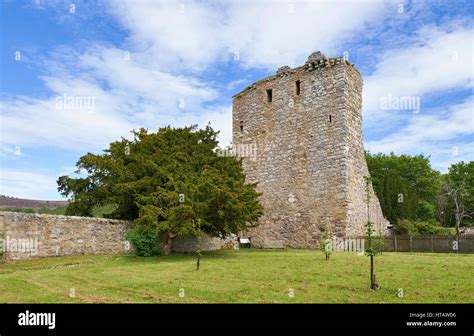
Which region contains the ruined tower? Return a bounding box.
[232,51,387,248]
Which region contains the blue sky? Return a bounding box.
[0,0,473,200]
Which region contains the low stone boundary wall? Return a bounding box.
[0,212,236,261]
[0,212,133,261]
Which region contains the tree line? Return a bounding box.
[366,152,473,235]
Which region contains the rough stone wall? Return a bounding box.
[172,234,237,253]
[0,212,133,261]
[232,51,387,248]
[0,212,236,261]
[343,63,387,236]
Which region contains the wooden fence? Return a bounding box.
[370,235,474,254]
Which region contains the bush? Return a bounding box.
[396,219,457,236]
[431,226,457,235]
[416,219,457,235]
[415,220,440,235]
[126,229,160,256]
[395,219,416,235]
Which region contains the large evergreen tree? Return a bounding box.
[58,125,264,255]
[374,171,419,225]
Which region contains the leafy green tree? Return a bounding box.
[58,125,264,256]
[416,200,436,221]
[443,161,474,229]
[436,189,456,227]
[366,152,440,202]
[436,161,473,228]
[366,152,440,223]
[366,153,472,231]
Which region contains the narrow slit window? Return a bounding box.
[266,89,273,102]
[329,115,332,123]
[239,121,244,133]
[296,80,301,95]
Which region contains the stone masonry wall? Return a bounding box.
[232,51,387,248]
[0,212,236,261]
[172,234,237,253]
[0,212,133,261]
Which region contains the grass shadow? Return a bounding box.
[120,248,242,265]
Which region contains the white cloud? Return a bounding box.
[200,105,233,146]
[0,169,61,200]
[367,98,473,151]
[107,0,390,70]
[226,79,249,91]
[363,23,474,123]
[360,20,474,172]
[0,94,135,152]
[365,97,474,172]
[0,44,219,153]
[1,1,391,155]
[223,0,388,69]
[429,141,474,173]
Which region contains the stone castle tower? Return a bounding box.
[232,51,387,248]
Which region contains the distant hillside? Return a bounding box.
[0,196,116,217]
[0,195,68,209]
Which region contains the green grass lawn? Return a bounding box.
[0,249,472,303]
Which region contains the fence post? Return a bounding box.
[394,236,397,252]
[410,236,412,252]
[431,236,434,253]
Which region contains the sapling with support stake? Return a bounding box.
[193,219,203,271]
[320,222,332,260]
[364,176,380,290]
